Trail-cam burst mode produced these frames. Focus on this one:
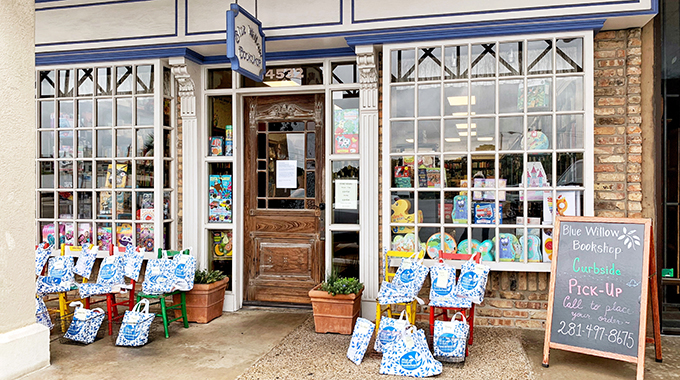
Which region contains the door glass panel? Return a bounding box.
[208,163,233,223]
[209,230,233,290]
[332,91,360,154]
[331,231,359,278]
[332,161,359,224]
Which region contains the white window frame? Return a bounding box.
[382,31,594,272]
[35,59,177,259]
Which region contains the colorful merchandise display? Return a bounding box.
[334,108,359,154]
[494,233,522,262]
[425,233,456,260]
[209,175,233,223]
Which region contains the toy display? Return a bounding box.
[474,203,502,224]
[478,240,495,262]
[209,175,233,223]
[494,233,522,262]
[78,224,92,245]
[526,130,549,150]
[117,223,133,247]
[451,195,467,223]
[391,233,419,252]
[457,239,480,255]
[394,165,412,188]
[390,199,423,234]
[542,227,553,262]
[97,225,112,250]
[426,233,456,259]
[524,235,542,262]
[137,224,154,252]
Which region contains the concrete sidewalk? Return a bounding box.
[21,308,680,380]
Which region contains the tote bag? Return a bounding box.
[122,245,144,281]
[35,243,51,276]
[433,312,469,363]
[116,299,156,347]
[36,256,74,295]
[73,245,97,279]
[63,302,105,344]
[346,317,375,365]
[172,252,196,291]
[379,326,442,378]
[142,258,176,294]
[455,252,490,305]
[374,310,409,353]
[35,296,53,330]
[428,261,472,309]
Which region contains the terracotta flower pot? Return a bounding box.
[174,277,229,323]
[308,284,363,335]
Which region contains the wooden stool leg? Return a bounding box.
[160,296,169,338]
[106,295,114,335]
[429,306,436,337]
[58,292,68,333]
[468,305,475,346]
[181,293,189,328]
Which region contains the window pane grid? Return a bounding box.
[36,64,169,251]
[387,37,585,265]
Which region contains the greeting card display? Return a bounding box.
[334,108,359,154]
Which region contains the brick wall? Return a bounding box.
[594,28,643,218]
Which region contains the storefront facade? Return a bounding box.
[34,0,660,323]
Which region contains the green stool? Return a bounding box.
[136,248,190,338]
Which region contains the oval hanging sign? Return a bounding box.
[227,3,266,82]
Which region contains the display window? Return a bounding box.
[383,34,593,270]
[36,63,176,253]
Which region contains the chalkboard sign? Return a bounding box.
[543,216,652,378]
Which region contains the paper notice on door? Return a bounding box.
[276,160,298,189]
[334,179,358,210]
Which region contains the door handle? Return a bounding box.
[318,203,325,241]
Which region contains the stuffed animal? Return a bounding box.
[478,240,495,262]
[525,235,542,262]
[494,233,522,262]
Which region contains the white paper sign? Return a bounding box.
[334,179,358,210]
[276,160,297,189]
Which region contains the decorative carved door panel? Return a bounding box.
[244,94,325,304]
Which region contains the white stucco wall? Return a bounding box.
[0,1,50,379]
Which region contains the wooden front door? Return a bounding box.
[244,94,325,305]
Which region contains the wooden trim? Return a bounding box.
[549,342,638,364]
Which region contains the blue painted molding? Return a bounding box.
[185,0,343,36]
[345,18,607,47]
[350,0,649,24]
[35,46,355,66]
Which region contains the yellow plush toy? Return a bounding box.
[391,199,423,234]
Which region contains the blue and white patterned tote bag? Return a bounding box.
[35,243,51,276]
[390,254,429,300]
[77,283,112,298]
[97,254,125,286]
[379,327,443,377]
[374,310,409,353]
[378,281,422,305]
[35,296,53,330]
[172,251,196,291]
[122,245,144,281]
[116,299,156,347]
[63,302,105,344]
[346,318,375,365]
[433,312,469,363]
[429,263,472,308]
[455,253,490,305]
[142,258,176,294]
[36,256,75,295]
[73,245,97,279]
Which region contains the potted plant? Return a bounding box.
[308,272,363,335]
[174,269,229,323]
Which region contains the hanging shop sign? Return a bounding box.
[227,3,265,82]
[542,216,662,379]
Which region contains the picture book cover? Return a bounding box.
[99,192,112,218]
[78,224,92,245]
[42,224,56,247]
[97,225,112,250]
[209,175,233,222]
[117,223,133,247]
[211,231,233,258]
[333,108,359,154]
[104,163,129,188]
[58,222,75,246]
[137,223,154,252]
[210,136,224,156]
[139,208,154,221]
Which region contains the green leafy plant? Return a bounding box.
[320,271,363,296]
[194,268,228,284]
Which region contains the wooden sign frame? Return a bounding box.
[542,216,660,380]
